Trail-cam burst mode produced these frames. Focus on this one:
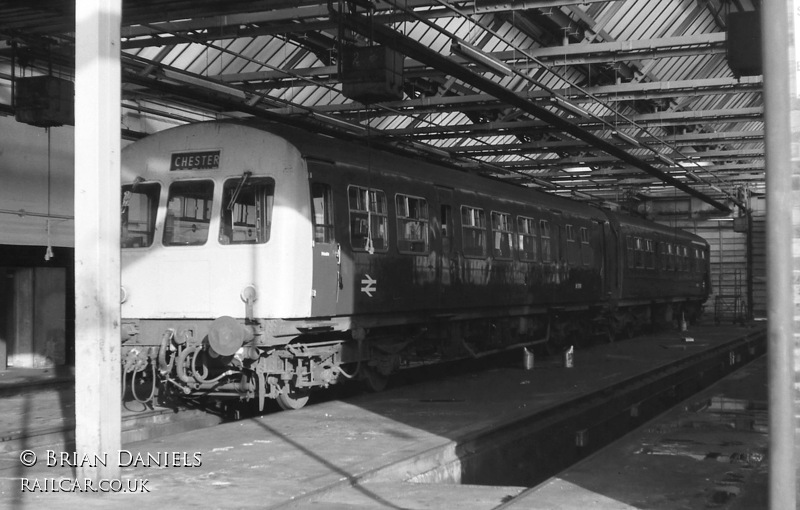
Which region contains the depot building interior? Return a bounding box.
[0,1,764,369]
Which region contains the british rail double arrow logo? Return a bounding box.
[361,274,377,297]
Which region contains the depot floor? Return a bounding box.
[0,323,767,509]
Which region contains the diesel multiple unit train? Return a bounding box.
[120,121,711,410]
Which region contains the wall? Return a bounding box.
[653,195,764,324]
[0,116,75,367]
[0,115,74,247]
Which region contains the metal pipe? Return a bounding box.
[761,2,796,508]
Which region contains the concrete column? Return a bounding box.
[74,0,122,480]
[763,1,797,509]
[11,269,33,368]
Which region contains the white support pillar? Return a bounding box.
[74,0,122,480]
[764,1,798,509]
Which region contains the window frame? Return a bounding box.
[517,216,538,262]
[461,205,487,258]
[163,179,215,247]
[565,224,575,242]
[348,185,389,253]
[491,211,514,259]
[539,219,552,262]
[218,176,274,246]
[395,193,430,254]
[311,182,335,244]
[121,181,160,249]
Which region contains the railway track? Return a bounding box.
[355,328,767,488]
[268,326,767,508]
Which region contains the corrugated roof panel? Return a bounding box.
[1,0,766,198]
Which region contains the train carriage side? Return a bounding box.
[288,129,612,350]
[293,136,611,320]
[605,211,710,327]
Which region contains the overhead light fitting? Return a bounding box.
[163,69,246,100]
[315,113,368,135]
[572,190,593,200]
[552,96,589,118]
[450,38,512,76]
[612,130,641,148]
[532,177,557,189]
[656,153,676,167]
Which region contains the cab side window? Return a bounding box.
[121,182,160,248]
[311,183,334,244]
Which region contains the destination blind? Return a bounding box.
[170,150,221,171]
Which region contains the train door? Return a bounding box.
[436,186,455,304]
[602,221,619,298]
[309,169,340,317]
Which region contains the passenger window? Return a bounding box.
[441,204,453,255]
[121,182,160,248]
[219,177,273,245]
[396,194,429,253]
[491,211,513,259]
[163,180,214,246]
[579,227,592,266]
[634,237,644,268]
[579,227,589,244]
[348,186,388,252]
[311,183,334,244]
[666,243,675,271]
[539,220,551,262]
[645,239,655,269]
[626,236,635,268]
[461,206,486,257]
[517,216,537,262]
[566,224,575,242]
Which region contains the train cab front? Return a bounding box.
[118,128,316,410]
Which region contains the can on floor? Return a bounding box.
[563,345,574,368]
[523,347,535,370]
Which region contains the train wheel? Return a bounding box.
[361,367,389,393]
[276,386,310,411]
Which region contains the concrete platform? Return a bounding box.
[0,324,765,509]
[500,353,768,509]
